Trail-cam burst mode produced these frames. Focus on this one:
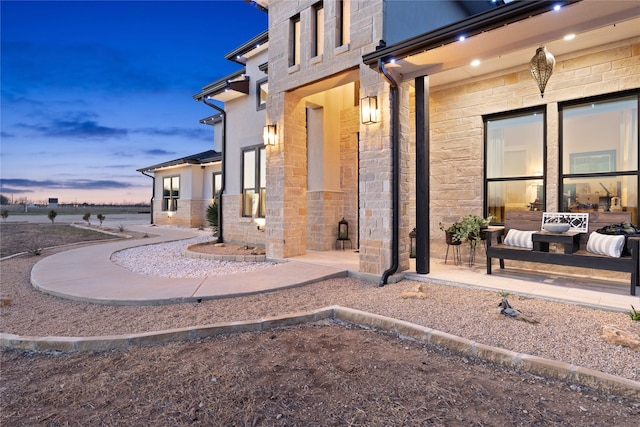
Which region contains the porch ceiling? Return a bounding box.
[384,0,640,87]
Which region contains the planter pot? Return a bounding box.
[445,231,462,245]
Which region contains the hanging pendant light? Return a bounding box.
[529,46,555,98]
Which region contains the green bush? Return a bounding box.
[48,210,57,224]
[206,203,219,235]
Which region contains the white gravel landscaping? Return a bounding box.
[110,235,275,278]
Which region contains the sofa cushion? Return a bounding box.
[503,229,535,249]
[586,232,625,258]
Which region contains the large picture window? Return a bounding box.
[560,92,639,223]
[242,146,266,218]
[162,175,179,212]
[484,107,546,223]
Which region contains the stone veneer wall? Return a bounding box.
[306,190,344,251]
[153,199,202,228]
[220,194,266,248]
[340,106,360,249]
[427,38,640,260]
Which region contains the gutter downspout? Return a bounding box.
[140,171,154,225]
[379,58,400,286]
[202,97,226,243]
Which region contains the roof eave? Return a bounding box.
[363,0,581,67]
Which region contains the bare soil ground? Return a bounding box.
[0,222,136,258]
[1,223,639,426]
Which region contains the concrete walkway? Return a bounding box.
[29,222,639,310]
[31,225,347,305]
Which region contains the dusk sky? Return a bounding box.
[1,0,267,205]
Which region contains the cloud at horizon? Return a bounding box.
[1,1,267,204]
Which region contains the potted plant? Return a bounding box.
[460,214,493,245]
[439,221,464,245]
[440,215,493,246]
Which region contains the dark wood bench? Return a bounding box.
[485,211,640,296]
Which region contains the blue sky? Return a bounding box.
[1,0,267,204]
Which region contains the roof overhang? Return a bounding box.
[364,0,640,87]
[199,113,223,126]
[225,30,269,65]
[137,150,222,173]
[193,69,250,102]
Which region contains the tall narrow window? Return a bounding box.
[337,0,350,47]
[242,146,266,218]
[162,176,180,211]
[560,92,639,223]
[484,108,546,223]
[213,172,222,199]
[256,78,268,110]
[313,2,324,57]
[290,14,301,66]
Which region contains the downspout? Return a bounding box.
[379,58,400,286]
[139,171,154,225]
[202,97,226,243]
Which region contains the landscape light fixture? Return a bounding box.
[263,124,277,146]
[360,95,379,124]
[529,46,555,98]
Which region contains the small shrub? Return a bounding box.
[48,210,57,224]
[97,213,105,227]
[118,224,126,232]
[1,210,8,222]
[82,212,91,225]
[629,305,640,321]
[206,203,219,236]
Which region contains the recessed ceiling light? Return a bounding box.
[564,33,576,41]
[459,36,466,42]
[471,59,480,67]
[553,4,561,11]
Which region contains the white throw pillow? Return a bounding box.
[503,229,535,249]
[586,232,625,258]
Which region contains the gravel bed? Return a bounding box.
[1,243,639,383]
[110,235,275,278]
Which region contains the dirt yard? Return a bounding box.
[1,223,639,425]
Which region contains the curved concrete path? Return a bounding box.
[31,225,347,305]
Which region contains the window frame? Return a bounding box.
[289,14,301,67]
[256,77,268,111]
[212,172,222,200]
[558,90,640,218]
[312,2,324,58]
[483,106,547,224]
[336,0,350,47]
[162,175,180,212]
[241,145,266,218]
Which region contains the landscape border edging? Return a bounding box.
[1,305,638,399]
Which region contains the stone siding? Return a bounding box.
[427,38,640,259]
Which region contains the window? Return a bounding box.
[313,2,324,57]
[337,0,350,47]
[560,92,639,223]
[242,146,266,217]
[484,108,546,223]
[213,172,222,199]
[256,78,268,111]
[162,176,179,211]
[289,14,301,66]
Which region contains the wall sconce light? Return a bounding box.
[360,96,378,124]
[263,124,277,146]
[529,46,555,98]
